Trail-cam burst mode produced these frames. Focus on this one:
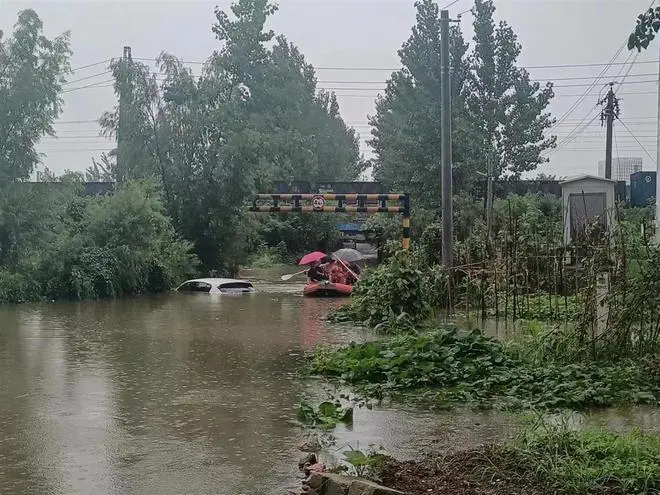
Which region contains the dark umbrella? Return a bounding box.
[332,248,364,264]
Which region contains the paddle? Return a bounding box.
[280,269,308,281]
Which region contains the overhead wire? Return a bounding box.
[63,71,113,86]
[62,79,114,93]
[39,148,115,153]
[545,39,626,143]
[49,49,660,158]
[129,56,660,71]
[56,78,660,96]
[614,123,621,164]
[69,59,111,73]
[545,112,603,158]
[618,118,657,165]
[111,72,660,83]
[441,0,465,9]
[617,51,641,89]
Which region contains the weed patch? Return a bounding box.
[498,424,660,494]
[308,327,660,410]
[376,426,660,494]
[328,251,432,331]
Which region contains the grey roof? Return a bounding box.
[559,175,617,185]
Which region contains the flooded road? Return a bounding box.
[0,279,355,494]
[0,276,658,494]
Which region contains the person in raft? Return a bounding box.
[307,260,328,282]
[328,260,350,285]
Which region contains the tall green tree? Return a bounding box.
[369,0,469,210]
[0,10,71,181]
[369,0,555,210]
[99,0,361,273]
[463,0,555,178]
[0,10,71,272]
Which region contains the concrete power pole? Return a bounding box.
[440,10,453,269]
[599,83,618,180]
[117,46,132,183]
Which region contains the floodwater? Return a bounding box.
[0,274,658,494]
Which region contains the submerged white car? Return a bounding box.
[175,278,256,294]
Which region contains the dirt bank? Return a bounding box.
[376,451,548,495]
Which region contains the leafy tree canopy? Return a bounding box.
[99,0,361,273]
[0,9,71,181]
[369,0,556,210]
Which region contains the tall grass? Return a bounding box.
[502,417,660,494]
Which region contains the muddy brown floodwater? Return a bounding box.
[0,274,658,494]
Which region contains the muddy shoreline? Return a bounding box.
[377,452,547,495]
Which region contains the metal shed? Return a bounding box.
[560,175,616,248]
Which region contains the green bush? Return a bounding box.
[503,424,660,494]
[309,327,659,410]
[328,250,432,330]
[0,270,42,304]
[0,180,198,303]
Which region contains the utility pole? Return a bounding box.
[599,82,619,179]
[485,153,494,242]
[440,9,453,269]
[655,42,660,242]
[117,46,131,183]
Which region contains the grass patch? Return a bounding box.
[308,326,660,410]
[376,425,660,494]
[504,426,660,493]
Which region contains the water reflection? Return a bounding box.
[0,289,657,494]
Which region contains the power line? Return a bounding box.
[614,126,621,164]
[617,117,656,165]
[130,56,660,72]
[37,145,375,154]
[442,0,465,9]
[63,71,112,86]
[546,40,626,138]
[347,117,659,124]
[134,73,651,84]
[616,51,640,90]
[39,148,115,153]
[69,59,111,73]
[42,136,110,140]
[53,120,99,125]
[62,79,114,93]
[55,80,660,98]
[134,70,655,86]
[50,119,659,131]
[545,111,602,157]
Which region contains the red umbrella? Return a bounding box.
[298,251,329,266]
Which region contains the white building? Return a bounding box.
[597,157,642,184]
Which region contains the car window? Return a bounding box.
[179,281,212,293]
[218,282,254,290]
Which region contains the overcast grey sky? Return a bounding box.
[2,0,659,179]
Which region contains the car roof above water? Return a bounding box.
[175,278,255,291]
[182,278,252,286]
